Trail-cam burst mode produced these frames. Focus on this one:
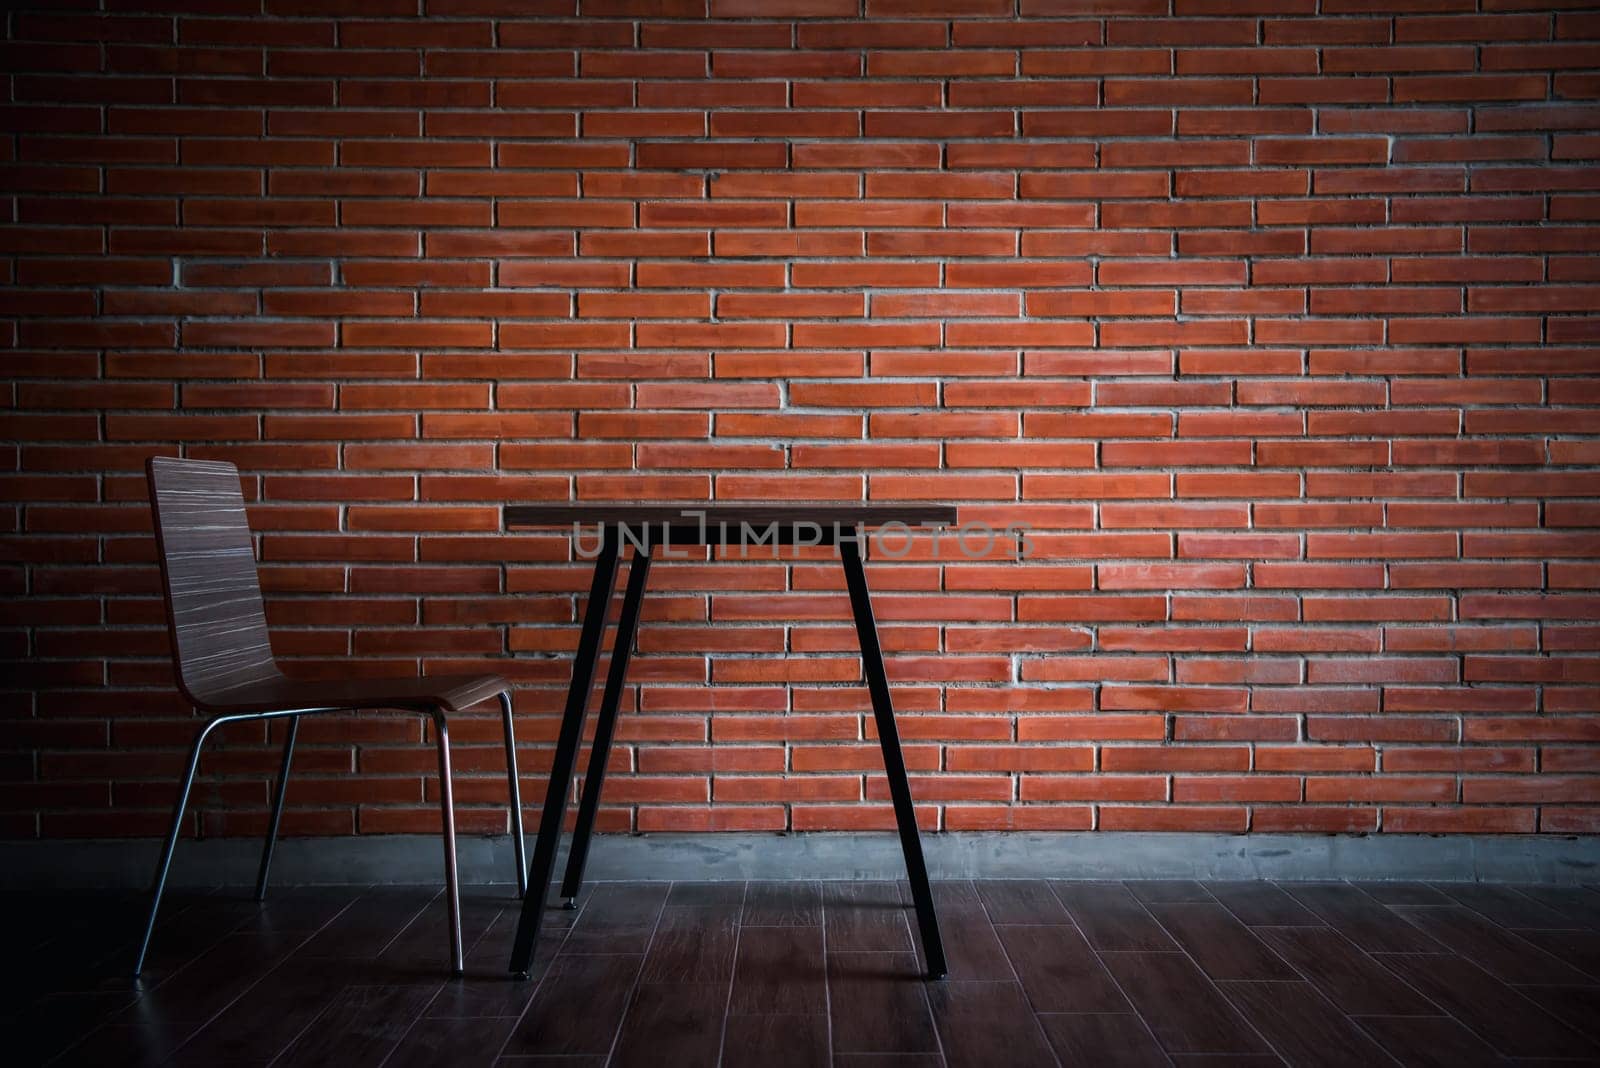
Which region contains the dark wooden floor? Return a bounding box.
[11,879,1600,1066]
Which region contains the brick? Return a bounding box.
[1101,807,1248,832]
[1037,106,1177,142]
[1257,137,1391,165]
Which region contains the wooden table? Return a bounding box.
[503,503,956,981]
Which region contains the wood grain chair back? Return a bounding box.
[146,456,283,707]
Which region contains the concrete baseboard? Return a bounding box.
[3,832,1597,889]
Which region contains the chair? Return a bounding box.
[133,456,527,977]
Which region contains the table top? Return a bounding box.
[504,502,958,529]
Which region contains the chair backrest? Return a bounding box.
[146,456,282,706]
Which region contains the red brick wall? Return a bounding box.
[3,1,1598,842]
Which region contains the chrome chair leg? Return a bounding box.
[134,713,237,977]
[432,708,464,975]
[255,714,300,901]
[499,691,528,898]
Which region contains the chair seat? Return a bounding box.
[199,672,511,716]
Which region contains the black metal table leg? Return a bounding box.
[560,544,652,906]
[839,536,947,980]
[509,532,621,978]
